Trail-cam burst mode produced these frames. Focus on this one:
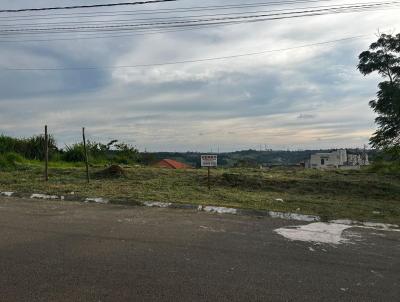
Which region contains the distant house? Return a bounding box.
[347,153,369,166]
[153,159,192,169]
[305,149,369,169]
[309,149,347,169]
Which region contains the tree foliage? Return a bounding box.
[358,33,400,156]
[62,139,139,164]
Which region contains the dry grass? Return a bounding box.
[1,164,399,224]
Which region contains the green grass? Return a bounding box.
[0,163,399,224]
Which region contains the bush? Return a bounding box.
[61,140,140,164]
[4,152,24,164]
[0,155,9,170]
[0,135,17,154]
[0,134,58,160]
[0,152,25,170]
[0,134,141,165]
[112,142,140,164]
[233,158,259,168]
[368,160,400,174]
[139,153,157,165]
[24,135,58,160]
[62,143,85,162]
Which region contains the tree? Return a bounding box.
[358,33,400,158]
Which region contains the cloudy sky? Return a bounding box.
[0,0,399,152]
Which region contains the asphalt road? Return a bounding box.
[0,197,399,301]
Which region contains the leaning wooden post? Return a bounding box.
[44,125,49,181]
[82,127,90,183]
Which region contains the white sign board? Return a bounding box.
[201,155,218,167]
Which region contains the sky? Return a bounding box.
[0,0,399,152]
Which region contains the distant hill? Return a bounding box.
[143,149,377,168]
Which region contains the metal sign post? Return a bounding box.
[201,155,217,190]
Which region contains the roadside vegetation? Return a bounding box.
[1,132,400,224]
[0,134,140,168]
[0,159,399,224]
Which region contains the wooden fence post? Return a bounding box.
[82,127,90,183]
[44,125,49,181]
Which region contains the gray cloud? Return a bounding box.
[0,0,398,151]
[297,114,316,119]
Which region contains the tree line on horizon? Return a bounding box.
[0,133,379,169]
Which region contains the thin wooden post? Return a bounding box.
[208,166,210,190]
[82,127,90,183]
[44,125,49,181]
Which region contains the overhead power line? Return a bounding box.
[0,1,387,28]
[0,27,199,43]
[0,0,177,13]
[0,10,395,44]
[0,0,335,20]
[3,35,370,71]
[0,2,397,36]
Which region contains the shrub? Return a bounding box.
[61,140,140,164]
[368,160,400,174]
[4,152,24,164]
[0,152,25,170]
[0,135,17,154]
[112,142,140,164]
[24,135,58,160]
[0,155,9,170]
[140,153,157,165]
[0,134,58,160]
[62,143,85,162]
[0,134,141,165]
[233,158,259,168]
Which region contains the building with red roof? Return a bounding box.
[153,159,192,169]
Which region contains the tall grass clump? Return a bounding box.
[0,134,58,160]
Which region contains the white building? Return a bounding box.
[347,153,369,166]
[308,149,347,169]
[305,149,369,169]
